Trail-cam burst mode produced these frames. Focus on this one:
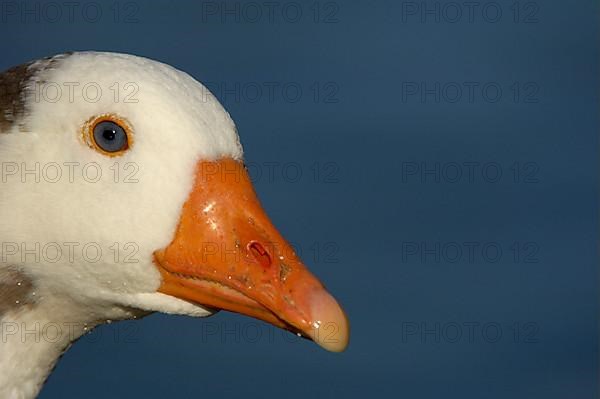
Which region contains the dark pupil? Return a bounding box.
[102,129,116,141]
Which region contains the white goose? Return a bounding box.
[0,52,349,399]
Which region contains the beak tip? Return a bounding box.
[304,289,350,352]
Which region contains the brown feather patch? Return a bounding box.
[0,53,72,132]
[0,61,35,132]
[0,268,35,317]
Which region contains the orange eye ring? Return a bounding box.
[82,114,133,157]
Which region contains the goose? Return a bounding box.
[0,52,349,399]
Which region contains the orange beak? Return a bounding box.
[154,159,349,352]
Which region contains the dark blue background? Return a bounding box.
[1,0,598,398]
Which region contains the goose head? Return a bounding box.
[0,52,348,356]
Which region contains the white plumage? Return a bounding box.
[0,52,242,398]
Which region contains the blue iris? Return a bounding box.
[93,121,127,152]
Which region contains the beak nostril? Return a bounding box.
[247,241,272,268]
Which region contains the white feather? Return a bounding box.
[0,52,244,398]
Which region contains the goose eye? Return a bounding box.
[93,121,128,153]
[83,114,132,156]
